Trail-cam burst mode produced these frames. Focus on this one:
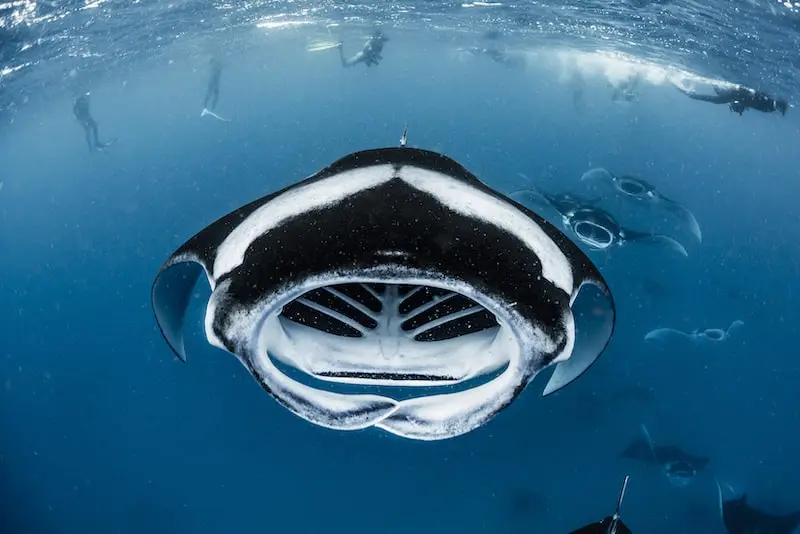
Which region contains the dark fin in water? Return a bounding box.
[542,273,615,396]
[568,476,632,534]
[620,437,660,464]
[718,480,800,534]
[151,259,205,362]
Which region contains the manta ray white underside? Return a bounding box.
[152,145,616,440]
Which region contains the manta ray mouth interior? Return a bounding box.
[274,282,502,388]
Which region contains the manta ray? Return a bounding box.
[717,480,800,534]
[150,131,617,441]
[621,424,709,488]
[580,167,702,244]
[644,320,744,345]
[509,177,687,257]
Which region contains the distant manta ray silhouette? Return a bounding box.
[717,479,800,534]
[509,174,688,257]
[621,424,709,488]
[581,167,702,244]
[644,320,744,345]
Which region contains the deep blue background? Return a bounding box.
[2,35,799,533]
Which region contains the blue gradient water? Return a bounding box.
[2,1,800,533]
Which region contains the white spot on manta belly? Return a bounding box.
[212,165,396,279]
[398,167,574,293]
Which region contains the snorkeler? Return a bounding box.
[337,30,389,68]
[674,84,788,116]
[72,92,115,152]
[201,58,229,122]
[460,45,526,69]
[610,74,642,103]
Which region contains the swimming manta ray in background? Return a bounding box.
[580,167,702,244]
[717,480,800,534]
[509,176,688,257]
[621,424,709,488]
[150,128,616,441]
[644,320,744,345]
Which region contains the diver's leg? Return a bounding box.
[82,125,93,151]
[683,92,728,104]
[91,121,108,149]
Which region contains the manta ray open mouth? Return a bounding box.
[152,144,616,441]
[277,282,502,387]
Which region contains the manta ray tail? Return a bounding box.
[640,423,661,464]
[644,327,692,343]
[658,196,703,243]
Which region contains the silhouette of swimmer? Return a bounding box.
[610,74,642,102]
[72,92,114,152]
[460,45,526,69]
[675,84,788,116]
[337,30,389,67]
[201,58,229,122]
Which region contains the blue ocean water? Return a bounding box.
[2,1,800,533]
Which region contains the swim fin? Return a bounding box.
[201,108,230,122]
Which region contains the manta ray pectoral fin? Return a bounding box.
[660,197,702,243]
[644,327,691,343]
[727,320,745,337]
[508,187,553,210]
[580,167,615,186]
[151,258,207,362]
[624,230,688,258]
[542,274,615,396]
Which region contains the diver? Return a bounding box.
[201,58,229,122]
[462,45,525,68]
[610,74,641,102]
[72,92,114,152]
[569,476,632,534]
[337,30,389,68]
[674,83,788,116]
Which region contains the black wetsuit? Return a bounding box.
[678,85,787,115]
[204,59,222,111]
[73,94,110,152]
[339,33,387,67]
[466,46,524,68]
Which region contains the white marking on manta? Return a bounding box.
[204,267,572,441]
[398,166,574,293]
[213,162,574,294]
[213,165,396,279]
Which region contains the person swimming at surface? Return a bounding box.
[72,92,115,152]
[337,30,389,68]
[674,83,788,116]
[461,45,526,69]
[610,74,642,102]
[201,58,229,121]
